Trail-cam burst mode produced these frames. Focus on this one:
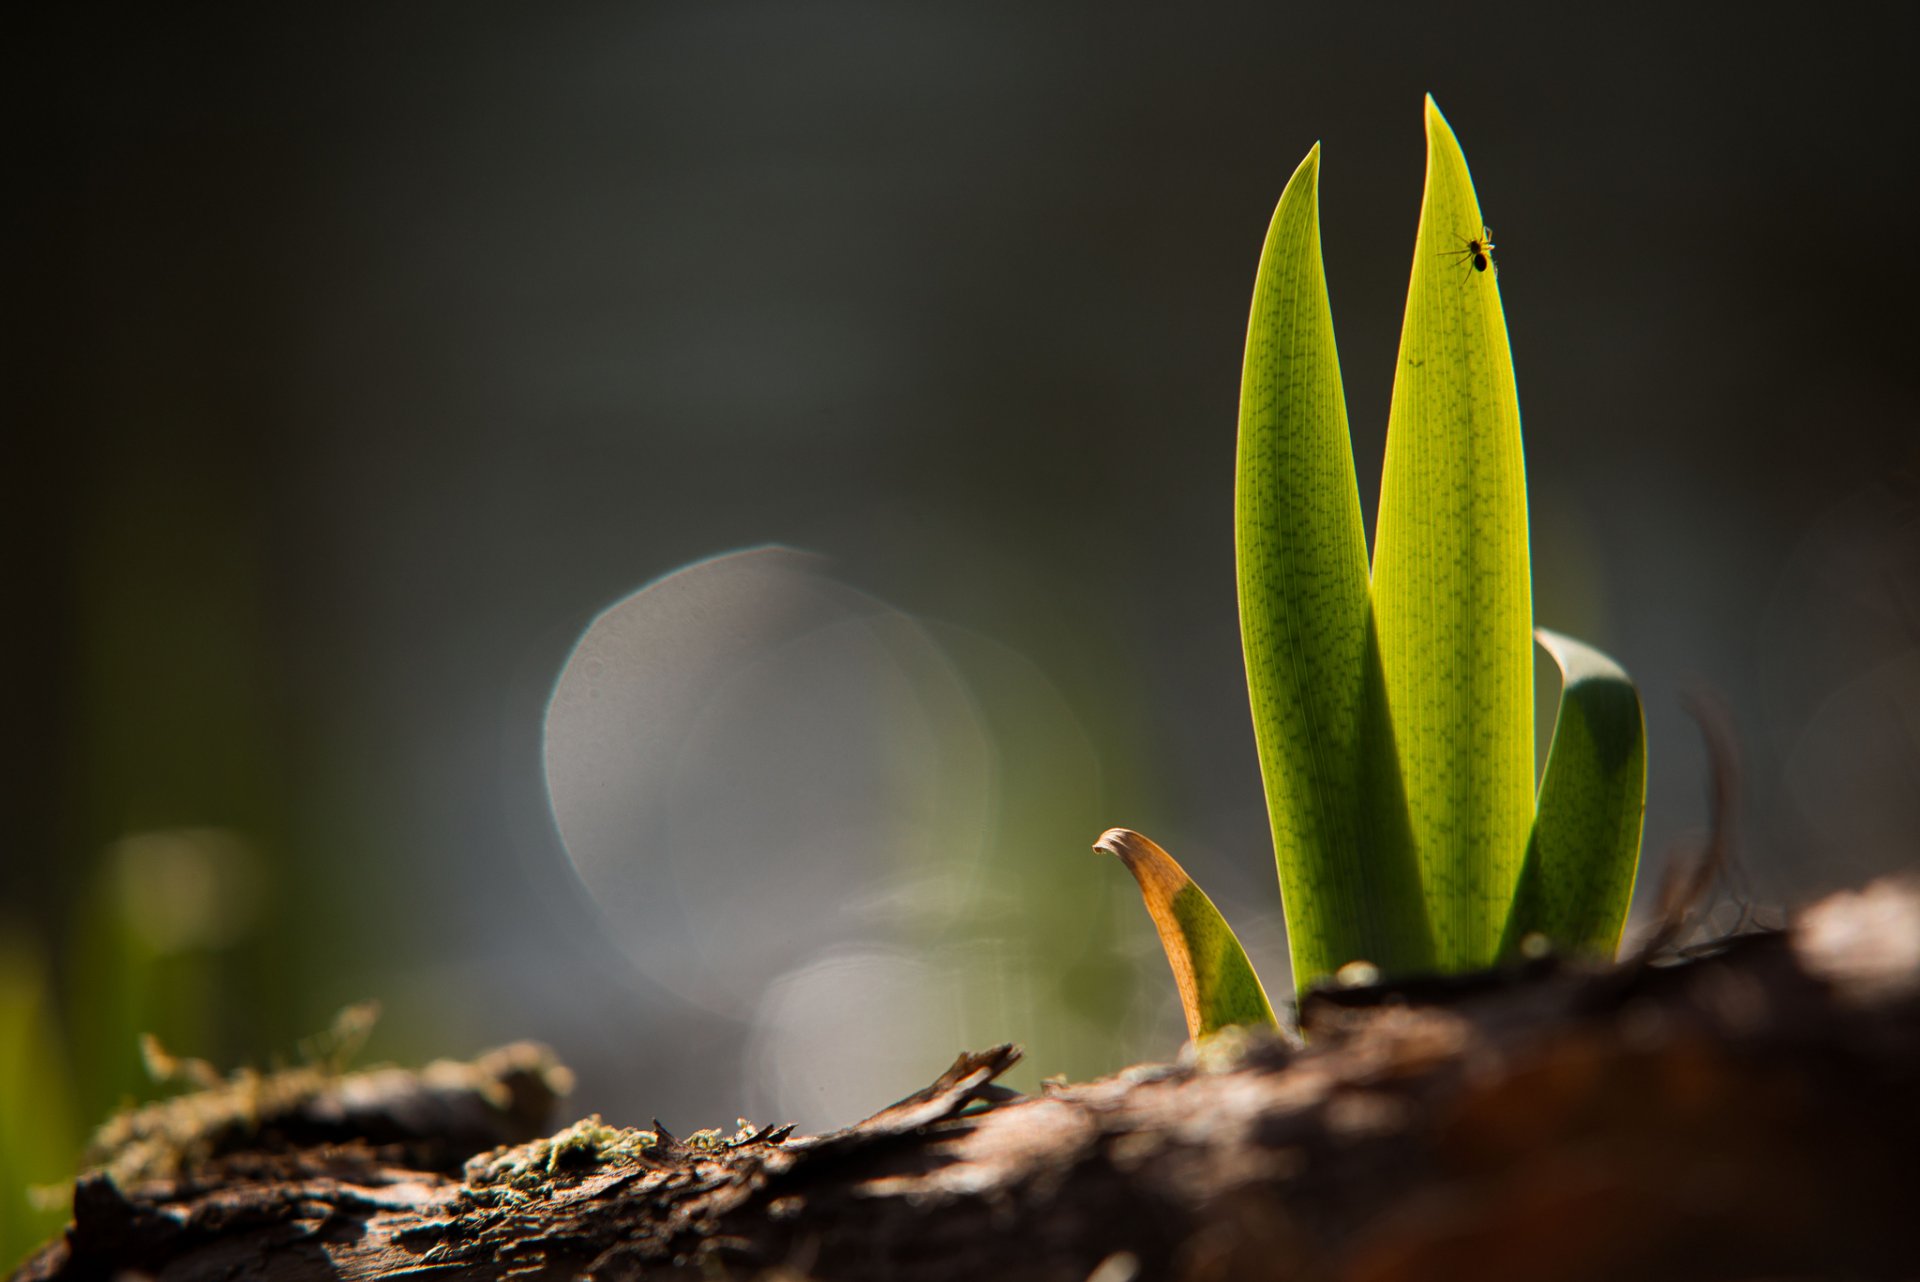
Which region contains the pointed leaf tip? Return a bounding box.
[1096,828,1278,1042]
[1285,143,1320,194]
[1424,95,1461,146]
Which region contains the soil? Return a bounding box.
[14,877,1920,1282]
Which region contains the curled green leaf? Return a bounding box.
[1502,628,1647,959]
[1095,829,1278,1041]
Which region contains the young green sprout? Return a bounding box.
[1102,97,1645,1047]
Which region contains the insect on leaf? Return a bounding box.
[1095,829,1277,1041]
[1369,95,1534,971]
[1501,628,1646,958]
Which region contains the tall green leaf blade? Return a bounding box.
[1370,97,1533,970]
[1237,146,1432,990]
[1502,629,1646,958]
[1095,829,1277,1041]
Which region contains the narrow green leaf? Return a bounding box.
[1236,145,1433,990]
[1502,629,1646,959]
[1370,96,1534,970]
[1095,829,1277,1041]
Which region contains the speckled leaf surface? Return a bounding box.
[1369,97,1534,970]
[1235,146,1431,990]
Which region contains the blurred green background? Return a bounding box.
[7,2,1920,1266]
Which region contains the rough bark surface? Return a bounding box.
[16,878,1920,1282]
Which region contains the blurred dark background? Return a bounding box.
[6,2,1919,1253]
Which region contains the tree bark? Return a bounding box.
[16,878,1920,1282]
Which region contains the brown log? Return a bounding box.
[16,878,1920,1282]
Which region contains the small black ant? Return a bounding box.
[1441,226,1496,275]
